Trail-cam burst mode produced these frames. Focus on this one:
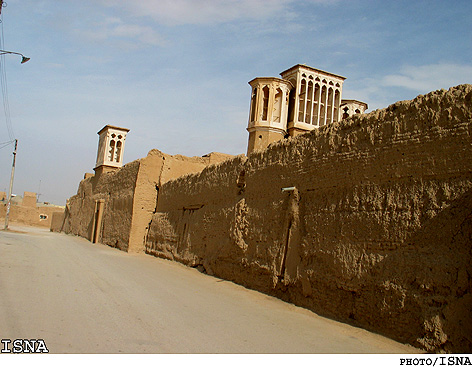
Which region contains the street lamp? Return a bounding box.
[0,49,30,64]
[2,49,29,230]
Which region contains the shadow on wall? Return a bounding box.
[367,187,472,352]
[272,183,472,353]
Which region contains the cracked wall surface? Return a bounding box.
[145,85,472,352]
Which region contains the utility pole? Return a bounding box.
[4,139,17,230]
[37,179,42,203]
[1,4,28,230]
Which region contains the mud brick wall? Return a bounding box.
[63,159,141,251]
[146,85,472,352]
[63,149,231,252]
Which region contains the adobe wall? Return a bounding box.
[50,211,65,232]
[63,149,232,252]
[22,191,37,207]
[63,158,143,251]
[145,85,472,352]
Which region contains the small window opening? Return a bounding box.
[273,88,282,123]
[298,79,306,122]
[343,107,349,120]
[320,86,327,126]
[115,141,122,163]
[250,88,257,122]
[262,86,269,121]
[306,81,313,124]
[333,90,340,123]
[288,87,295,123]
[327,88,334,124]
[313,84,320,125]
[109,140,116,161]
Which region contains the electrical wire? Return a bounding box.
[0,139,14,150]
[0,9,15,141]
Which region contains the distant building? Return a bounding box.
[0,191,64,228]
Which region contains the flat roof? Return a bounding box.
[280,64,346,80]
[341,99,369,108]
[248,76,294,88]
[97,125,130,135]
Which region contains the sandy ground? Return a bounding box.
[0,225,420,353]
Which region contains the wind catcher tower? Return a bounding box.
[246,64,366,155]
[94,125,129,176]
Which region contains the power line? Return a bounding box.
[0,139,14,150]
[0,8,15,141]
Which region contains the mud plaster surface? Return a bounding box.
[63,85,472,353]
[146,85,472,353]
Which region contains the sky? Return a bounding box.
[0,0,471,205]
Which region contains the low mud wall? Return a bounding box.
[146,85,472,352]
[0,203,64,228]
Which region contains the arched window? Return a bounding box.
[115,141,122,163]
[327,88,334,124]
[273,88,282,123]
[313,84,320,125]
[288,87,295,123]
[109,140,115,162]
[250,88,257,122]
[262,86,269,121]
[306,81,313,124]
[320,86,327,126]
[343,107,350,120]
[333,90,340,123]
[298,79,306,122]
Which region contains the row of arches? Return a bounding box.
[250,86,283,123]
[290,79,341,127]
[249,81,291,125]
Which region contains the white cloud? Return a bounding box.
[99,0,339,26]
[342,63,472,112]
[102,0,289,25]
[81,17,165,47]
[382,63,472,92]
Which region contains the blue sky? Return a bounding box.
[0,0,471,205]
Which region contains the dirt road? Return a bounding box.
[0,226,418,353]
